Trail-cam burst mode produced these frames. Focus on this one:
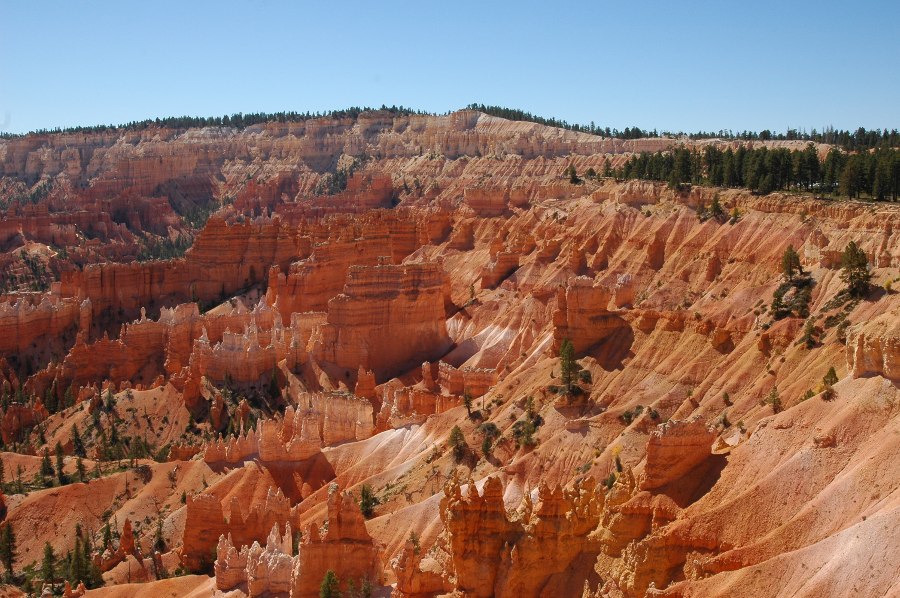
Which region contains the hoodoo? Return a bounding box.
[1,102,899,598]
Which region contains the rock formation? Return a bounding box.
[310,262,452,380]
[204,398,373,465]
[214,484,380,598]
[3,111,900,598]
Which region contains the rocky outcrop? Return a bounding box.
[0,293,86,358]
[480,251,520,289]
[553,277,629,354]
[290,485,381,597]
[311,262,452,380]
[846,311,900,381]
[57,212,299,322]
[181,487,298,572]
[97,519,140,572]
[214,484,380,598]
[204,397,373,465]
[436,361,497,398]
[640,417,717,490]
[431,475,605,598]
[1,400,49,444]
[215,522,294,596]
[6,111,900,598]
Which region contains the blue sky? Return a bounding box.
[1,0,898,135]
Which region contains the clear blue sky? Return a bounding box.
[1,0,898,135]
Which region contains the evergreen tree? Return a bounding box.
[840,241,871,297]
[41,541,55,584]
[268,367,280,401]
[765,387,782,413]
[449,425,466,462]
[40,447,54,481]
[76,457,86,483]
[709,193,724,218]
[478,422,500,458]
[320,570,340,598]
[44,384,58,414]
[103,389,116,412]
[823,367,839,387]
[102,522,112,550]
[781,245,802,281]
[801,319,817,348]
[358,484,379,519]
[0,523,15,579]
[70,536,85,587]
[559,338,577,392]
[481,434,493,458]
[154,516,166,554]
[55,441,66,485]
[462,392,472,416]
[839,155,863,198]
[72,424,86,458]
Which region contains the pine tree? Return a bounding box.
[44,385,58,414]
[40,448,54,482]
[449,425,466,462]
[358,484,379,519]
[103,389,116,412]
[70,536,85,587]
[154,516,166,554]
[102,523,112,550]
[0,523,15,579]
[13,465,23,494]
[559,338,577,392]
[765,387,782,413]
[478,422,500,459]
[801,319,817,348]
[823,367,839,387]
[268,367,280,401]
[76,457,86,483]
[481,434,493,458]
[320,570,340,598]
[55,441,66,485]
[72,424,86,458]
[41,541,55,584]
[840,241,871,297]
[709,193,724,218]
[781,245,802,281]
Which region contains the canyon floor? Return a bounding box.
[0,110,898,598]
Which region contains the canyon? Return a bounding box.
[0,110,898,597]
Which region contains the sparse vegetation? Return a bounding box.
[478,422,500,458]
[620,405,644,425]
[449,425,467,462]
[781,245,802,281]
[359,484,380,519]
[760,387,782,413]
[320,569,340,598]
[840,241,871,297]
